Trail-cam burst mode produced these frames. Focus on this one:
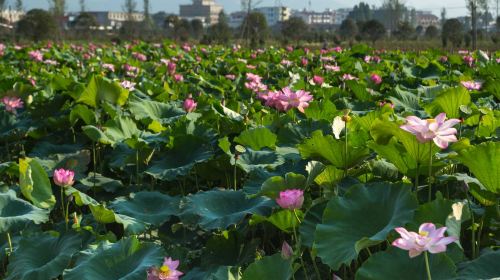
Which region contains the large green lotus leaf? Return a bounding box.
[146,135,214,181]
[82,116,141,146]
[256,172,306,198]
[388,86,422,113]
[242,254,292,280]
[298,130,369,169]
[250,209,303,232]
[69,104,97,126]
[6,234,82,280]
[236,149,285,173]
[314,165,344,187]
[79,172,123,192]
[300,201,327,248]
[19,157,56,209]
[304,99,337,121]
[314,183,418,270]
[234,127,277,151]
[184,266,241,280]
[180,190,274,230]
[63,237,164,280]
[128,95,185,125]
[456,250,500,279]
[425,87,470,119]
[414,192,455,225]
[356,248,456,280]
[77,75,129,108]
[110,191,180,227]
[457,142,499,194]
[0,190,49,233]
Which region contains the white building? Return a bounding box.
[254,6,291,26]
[69,11,145,30]
[0,10,25,24]
[293,9,336,25]
[180,0,223,25]
[228,11,246,28]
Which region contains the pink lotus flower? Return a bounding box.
[371,74,382,85]
[44,59,58,65]
[174,74,184,82]
[301,57,308,66]
[440,56,448,63]
[245,73,267,93]
[392,223,458,258]
[225,74,236,80]
[276,189,304,210]
[364,55,373,63]
[281,59,292,66]
[279,87,313,113]
[342,74,358,81]
[258,90,285,111]
[132,52,147,61]
[332,46,343,52]
[286,46,294,52]
[378,101,394,109]
[120,80,136,91]
[325,64,340,72]
[463,55,474,67]
[53,168,75,187]
[2,96,24,113]
[183,95,197,113]
[167,61,176,75]
[281,241,293,259]
[29,50,43,62]
[400,113,460,149]
[460,81,482,91]
[147,257,183,280]
[496,58,500,63]
[312,75,324,86]
[102,63,115,72]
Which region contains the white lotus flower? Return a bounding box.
[332,116,345,139]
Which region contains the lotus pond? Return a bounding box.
[0,42,499,280]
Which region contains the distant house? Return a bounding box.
[180,0,223,26]
[292,9,336,26]
[0,10,25,27]
[67,11,145,30]
[415,12,439,29]
[254,6,291,26]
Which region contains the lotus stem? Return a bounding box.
[65,198,70,230]
[6,232,13,254]
[136,149,140,187]
[344,122,348,177]
[310,249,322,280]
[466,194,477,259]
[428,142,433,202]
[60,187,65,224]
[92,142,97,188]
[293,209,302,224]
[424,251,432,280]
[292,222,310,280]
[233,159,237,191]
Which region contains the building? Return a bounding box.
[334,8,352,25]
[415,11,439,29]
[68,11,145,30]
[180,0,223,26]
[292,9,336,26]
[254,6,291,26]
[228,11,246,28]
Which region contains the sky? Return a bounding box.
[7,0,477,18]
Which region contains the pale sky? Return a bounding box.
[7,0,483,18]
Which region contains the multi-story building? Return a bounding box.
[179,0,223,26]
[0,10,25,24]
[415,11,439,29]
[254,6,291,26]
[228,11,246,28]
[292,9,336,26]
[70,11,145,30]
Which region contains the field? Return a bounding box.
[0,42,499,280]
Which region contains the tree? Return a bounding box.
[241,11,268,48]
[190,19,204,40]
[425,25,439,39]
[393,21,415,40]
[207,11,232,44]
[442,18,464,48]
[349,2,372,22]
[338,18,358,43]
[382,0,407,31]
[466,0,488,49]
[281,17,308,44]
[123,0,137,20]
[441,8,447,29]
[71,12,97,39]
[79,0,85,12]
[15,0,23,11]
[361,19,386,45]
[17,9,58,41]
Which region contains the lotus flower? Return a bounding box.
[371,74,382,85]
[102,63,115,72]
[342,74,358,81]
[29,50,43,61]
[120,80,136,91]
[312,75,324,86]
[147,257,183,280]
[276,189,304,210]
[53,168,75,187]
[400,113,460,149]
[279,87,313,113]
[392,223,458,258]
[301,57,308,66]
[463,55,474,67]
[167,61,176,75]
[332,116,345,139]
[183,95,197,113]
[2,96,24,113]
[281,241,293,259]
[460,81,482,91]
[225,74,236,80]
[174,74,184,82]
[325,64,340,72]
